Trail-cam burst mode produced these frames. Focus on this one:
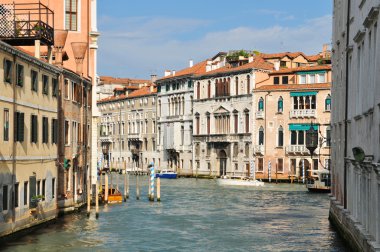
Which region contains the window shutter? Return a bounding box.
[14,112,18,141]
[19,113,24,142]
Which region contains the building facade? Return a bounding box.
[0,41,61,236]
[98,85,158,172]
[253,65,332,181]
[330,0,380,251]
[155,61,207,175]
[192,54,272,177]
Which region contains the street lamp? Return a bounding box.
[306,123,318,158]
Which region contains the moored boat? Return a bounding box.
[217,176,264,187]
[99,186,123,203]
[155,170,177,179]
[306,169,331,193]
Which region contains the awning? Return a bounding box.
[289,124,319,131]
[290,91,318,97]
[296,71,326,75]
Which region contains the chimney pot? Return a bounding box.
[189,59,193,67]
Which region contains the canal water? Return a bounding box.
[1,177,348,252]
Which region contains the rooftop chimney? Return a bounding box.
[164,70,171,77]
[172,70,176,76]
[189,59,193,67]
[274,61,280,71]
[71,42,88,75]
[151,74,157,83]
[54,29,68,66]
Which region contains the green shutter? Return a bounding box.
[289,124,318,131]
[290,91,318,97]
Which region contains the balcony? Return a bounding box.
[290,109,316,118]
[99,135,112,142]
[0,3,54,46]
[256,111,264,119]
[194,133,251,143]
[128,132,142,141]
[285,145,309,155]
[254,145,264,155]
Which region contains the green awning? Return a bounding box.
[290,91,318,97]
[289,124,319,131]
[296,71,326,75]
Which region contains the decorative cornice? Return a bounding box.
[353,29,366,43]
[363,6,379,28]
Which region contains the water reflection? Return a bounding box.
[2,177,348,252]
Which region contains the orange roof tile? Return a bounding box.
[255,83,331,92]
[97,85,157,103]
[197,56,273,77]
[269,65,331,75]
[260,52,307,59]
[100,76,151,85]
[306,54,322,61]
[159,60,208,80]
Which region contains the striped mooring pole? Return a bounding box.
[149,162,155,201]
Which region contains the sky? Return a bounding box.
[97,0,333,79]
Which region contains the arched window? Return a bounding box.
[207,80,211,98]
[259,126,264,145]
[258,97,264,111]
[325,95,331,111]
[278,126,284,147]
[277,97,283,113]
[196,82,200,99]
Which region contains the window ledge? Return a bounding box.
[255,171,264,173]
[275,146,284,149]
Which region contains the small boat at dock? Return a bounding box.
[155,170,177,179]
[99,186,123,203]
[306,169,331,193]
[217,176,264,187]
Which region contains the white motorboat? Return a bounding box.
[306,169,331,193]
[217,176,264,187]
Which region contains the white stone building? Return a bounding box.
[156,61,207,175]
[192,53,273,177]
[330,1,380,251]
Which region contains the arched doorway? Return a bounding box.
[218,150,227,176]
[299,159,310,178]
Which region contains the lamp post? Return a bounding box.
[306,123,318,158]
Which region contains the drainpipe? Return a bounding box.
[343,0,351,210]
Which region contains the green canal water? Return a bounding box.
[1,177,348,252]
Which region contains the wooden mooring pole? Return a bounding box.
[157,177,161,202]
[95,181,99,218]
[136,175,140,200]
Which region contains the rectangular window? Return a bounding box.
[24,181,28,205]
[278,159,283,172]
[52,119,58,144]
[52,78,58,97]
[326,128,331,146]
[273,77,279,85]
[42,180,46,201]
[14,112,25,142]
[318,74,325,83]
[2,185,8,211]
[16,64,24,87]
[280,61,287,67]
[290,159,296,175]
[299,75,306,84]
[245,114,249,133]
[65,120,70,145]
[42,75,49,95]
[31,70,38,92]
[309,74,315,83]
[15,183,19,208]
[290,131,297,145]
[3,59,12,83]
[31,115,38,143]
[234,114,238,133]
[64,79,69,99]
[52,178,55,199]
[313,159,319,170]
[258,158,263,172]
[37,180,41,196]
[3,109,9,141]
[298,131,305,145]
[65,0,78,31]
[42,117,49,144]
[282,76,288,84]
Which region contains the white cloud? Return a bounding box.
[98,15,332,78]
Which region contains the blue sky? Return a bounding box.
[97,0,333,79]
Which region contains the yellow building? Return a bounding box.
[0,41,61,236]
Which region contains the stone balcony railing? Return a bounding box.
[285,145,309,155]
[256,111,264,119]
[99,135,112,142]
[127,132,142,141]
[254,145,264,155]
[290,109,316,118]
[194,133,251,143]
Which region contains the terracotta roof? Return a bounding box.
[306,54,322,61]
[255,83,331,92]
[197,56,273,77]
[269,65,331,75]
[97,85,157,103]
[100,76,151,85]
[159,60,208,80]
[260,52,307,59]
